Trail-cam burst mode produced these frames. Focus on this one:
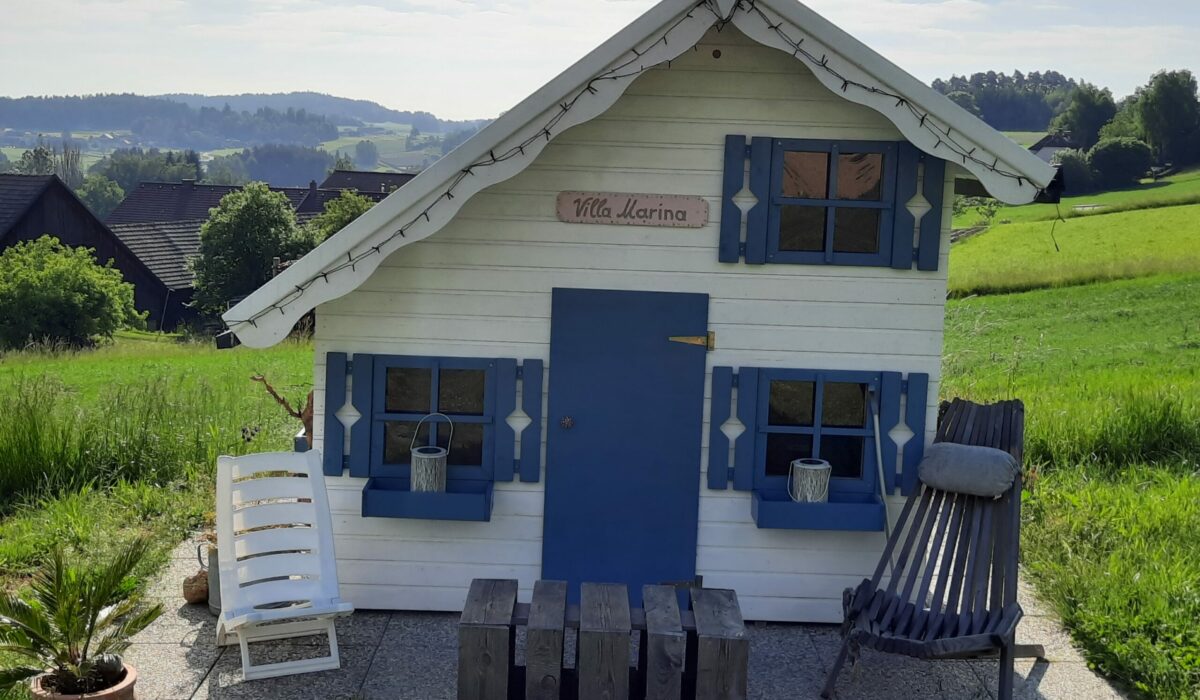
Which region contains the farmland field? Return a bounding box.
[1002,130,1048,148]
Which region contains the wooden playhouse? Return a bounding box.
[223,0,1058,622]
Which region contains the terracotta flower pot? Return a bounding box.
[30,664,138,700]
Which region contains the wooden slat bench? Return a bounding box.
[458,578,748,700]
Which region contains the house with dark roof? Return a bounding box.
[319,169,416,195]
[107,178,394,226]
[0,174,176,329]
[1029,132,1078,163]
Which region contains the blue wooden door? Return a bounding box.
[542,288,708,604]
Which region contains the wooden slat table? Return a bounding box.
[458,578,748,700]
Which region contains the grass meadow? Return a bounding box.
[948,204,1200,297]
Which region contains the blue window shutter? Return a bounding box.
[917,157,946,271]
[322,352,348,476]
[518,359,544,483]
[732,367,758,490]
[878,371,903,493]
[744,137,772,264]
[708,367,734,490]
[348,353,374,478]
[493,359,518,481]
[719,135,746,263]
[891,143,920,269]
[901,373,930,494]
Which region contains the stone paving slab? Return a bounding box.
[127,539,1128,699]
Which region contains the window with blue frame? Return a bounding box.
[370,356,497,482]
[755,369,880,497]
[767,140,897,266]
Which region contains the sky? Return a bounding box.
[1,0,1197,121]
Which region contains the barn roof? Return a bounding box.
[106,180,314,225]
[107,219,205,291]
[319,170,417,194]
[224,0,1059,347]
[0,174,55,237]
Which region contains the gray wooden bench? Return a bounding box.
[459,578,748,700]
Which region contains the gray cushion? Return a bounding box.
[918,442,1018,498]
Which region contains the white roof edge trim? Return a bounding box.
[737,0,1055,204]
[225,0,1054,348]
[223,0,715,347]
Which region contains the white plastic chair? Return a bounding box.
[215,450,354,680]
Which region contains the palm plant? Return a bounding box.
[0,537,163,694]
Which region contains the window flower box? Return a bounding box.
[361,477,493,522]
[751,489,885,531]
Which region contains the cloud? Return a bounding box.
[0,0,1195,117]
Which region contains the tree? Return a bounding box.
[203,157,249,185]
[192,183,306,314]
[0,236,144,349]
[1100,97,1144,141]
[1088,138,1154,189]
[75,174,125,219]
[332,152,355,172]
[305,190,375,243]
[1137,70,1200,164]
[1052,148,1095,194]
[89,148,201,193]
[12,143,55,175]
[0,150,9,173]
[946,91,983,118]
[54,141,84,189]
[354,140,379,168]
[1051,83,1116,149]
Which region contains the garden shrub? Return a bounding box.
[0,235,143,349]
[1089,137,1155,190]
[1052,148,1095,194]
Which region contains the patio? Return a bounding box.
[127,537,1127,700]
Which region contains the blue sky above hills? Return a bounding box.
[2,0,1194,120]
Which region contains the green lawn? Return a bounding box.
[948,204,1200,296]
[954,167,1200,228]
[943,274,1200,698]
[1002,131,1048,148]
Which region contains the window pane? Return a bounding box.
[836,152,883,201]
[832,208,881,254]
[820,435,864,479]
[385,367,431,413]
[823,382,868,428]
[438,369,486,415]
[781,151,829,199]
[437,422,485,467]
[768,380,815,426]
[779,206,826,252]
[765,433,813,477]
[383,420,424,464]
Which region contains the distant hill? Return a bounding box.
[158,92,488,133]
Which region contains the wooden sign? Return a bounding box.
[556,191,709,228]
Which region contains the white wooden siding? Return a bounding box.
[313,26,951,623]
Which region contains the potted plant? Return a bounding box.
[0,537,164,699]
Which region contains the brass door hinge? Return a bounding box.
[668,331,715,351]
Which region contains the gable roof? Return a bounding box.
[106,180,314,225]
[1029,132,1077,151]
[224,0,1058,348]
[319,170,417,194]
[0,174,55,237]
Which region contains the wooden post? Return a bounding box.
[690,588,748,700]
[578,582,631,700]
[458,578,518,700]
[641,585,686,700]
[526,580,567,700]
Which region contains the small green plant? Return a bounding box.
[0,537,163,694]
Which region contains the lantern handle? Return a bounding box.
[412,412,454,452]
